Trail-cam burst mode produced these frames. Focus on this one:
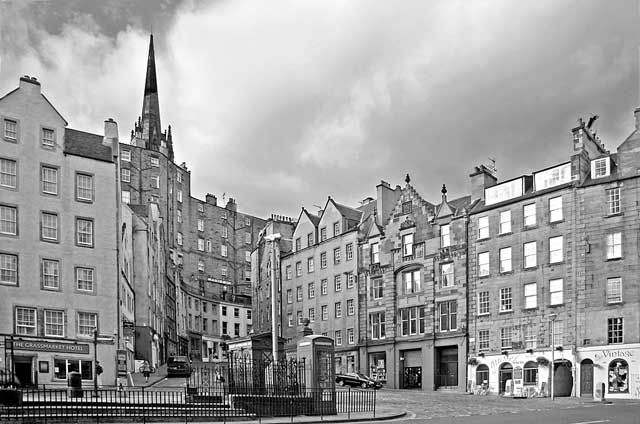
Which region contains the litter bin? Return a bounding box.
[68,371,83,398]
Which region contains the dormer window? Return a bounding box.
[591,157,610,179]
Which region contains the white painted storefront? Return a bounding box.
[576,343,640,399]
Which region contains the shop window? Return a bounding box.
[523,361,538,385]
[475,364,489,386]
[608,359,629,393]
[54,358,93,380]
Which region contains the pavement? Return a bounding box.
[129,363,168,388]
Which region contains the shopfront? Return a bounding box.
[335,350,357,374]
[368,351,387,384]
[577,344,640,399]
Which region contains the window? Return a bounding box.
[478,252,490,276]
[222,306,227,316]
[499,211,511,234]
[41,166,58,195]
[40,128,55,149]
[524,283,537,309]
[150,157,159,167]
[333,221,340,237]
[500,327,512,349]
[400,306,426,336]
[197,219,204,232]
[77,312,97,336]
[177,209,182,223]
[334,302,342,318]
[222,322,228,334]
[606,232,622,259]
[54,358,93,381]
[198,238,205,251]
[120,150,131,161]
[346,243,353,261]
[16,307,36,335]
[321,279,328,295]
[333,247,341,264]
[370,312,385,339]
[523,241,537,268]
[321,305,328,321]
[499,247,512,273]
[296,286,303,301]
[42,309,64,337]
[592,157,610,178]
[608,359,629,393]
[439,301,457,332]
[221,245,227,257]
[523,362,538,386]
[76,174,93,201]
[296,311,303,325]
[177,190,182,203]
[403,269,421,294]
[151,175,160,189]
[285,265,292,280]
[76,267,94,291]
[197,260,205,272]
[118,168,131,185]
[320,227,327,241]
[476,364,489,385]
[295,261,302,277]
[41,259,60,290]
[287,313,293,327]
[499,287,512,312]
[478,330,489,351]
[441,263,454,287]
[198,203,204,213]
[402,201,412,214]
[245,232,251,244]
[524,325,537,349]
[177,232,183,246]
[76,218,93,247]
[435,224,450,248]
[523,204,536,227]
[607,278,622,304]
[346,272,355,288]
[4,119,17,141]
[478,216,489,239]
[176,172,182,183]
[307,257,314,273]
[0,158,17,188]
[245,217,251,226]
[295,238,301,251]
[245,251,250,262]
[371,278,383,299]
[309,308,315,322]
[334,275,342,291]
[607,188,621,215]
[608,318,624,344]
[307,232,314,247]
[221,226,228,238]
[347,299,354,315]
[478,291,489,315]
[549,236,563,263]
[347,328,354,344]
[308,282,315,299]
[286,289,292,304]
[0,205,17,235]
[549,196,563,222]
[335,330,342,345]
[41,212,58,241]
[402,233,414,256]
[371,243,380,264]
[320,252,327,269]
[234,308,240,318]
[550,278,563,305]
[553,321,564,346]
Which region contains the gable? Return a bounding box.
[292,210,317,249]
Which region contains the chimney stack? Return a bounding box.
[103,118,119,157]
[469,165,497,203]
[19,75,41,95]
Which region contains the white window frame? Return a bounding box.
[606,232,622,259]
[150,157,160,167]
[0,158,18,188]
[591,157,610,178]
[41,166,58,195]
[499,287,512,312]
[197,238,205,251]
[77,312,97,337]
[402,233,414,256]
[76,173,93,202]
[550,278,563,305]
[549,196,563,222]
[371,243,380,264]
[478,216,489,239]
[0,205,17,235]
[523,241,537,268]
[45,309,65,337]
[16,307,36,335]
[607,187,620,215]
[41,258,60,290]
[441,263,454,287]
[499,247,512,273]
[347,299,354,315]
[120,150,131,162]
[549,236,563,263]
[221,245,227,257]
[478,252,490,276]
[523,203,536,227]
[524,282,537,309]
[478,291,489,315]
[499,210,511,234]
[606,277,622,304]
[41,212,58,241]
[76,267,94,291]
[441,224,450,248]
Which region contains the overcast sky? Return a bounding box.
[1,0,639,218]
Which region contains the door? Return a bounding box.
[14,357,33,387]
[580,360,594,397]
[498,363,513,394]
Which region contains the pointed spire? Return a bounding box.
[441,184,448,202]
[144,34,158,95]
[405,174,411,184]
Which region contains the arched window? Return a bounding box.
[523,361,538,385]
[476,364,489,386]
[608,359,629,393]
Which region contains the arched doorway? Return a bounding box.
[498,363,513,394]
[476,364,489,387]
[580,359,594,397]
[553,360,573,397]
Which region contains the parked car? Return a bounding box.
[335,372,382,389]
[167,356,191,377]
[0,369,21,388]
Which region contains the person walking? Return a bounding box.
[141,360,151,383]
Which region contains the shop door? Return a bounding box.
[14,357,33,387]
[402,367,422,389]
[580,360,594,397]
[498,363,513,394]
[437,348,458,387]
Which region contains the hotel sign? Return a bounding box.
[12,340,90,354]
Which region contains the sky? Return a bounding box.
[1,0,639,218]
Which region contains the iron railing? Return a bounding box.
[0,386,376,422]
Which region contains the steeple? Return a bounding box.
[135,34,163,154]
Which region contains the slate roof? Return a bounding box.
[64,128,113,163]
[333,200,363,222]
[357,199,377,222]
[129,204,149,218]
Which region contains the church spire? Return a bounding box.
[138,34,162,153]
[144,34,158,96]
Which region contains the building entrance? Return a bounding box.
[580,359,594,397]
[402,367,422,389]
[436,346,458,388]
[14,356,34,387]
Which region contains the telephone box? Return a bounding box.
[297,335,336,415]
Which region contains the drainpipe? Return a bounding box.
[464,213,470,392]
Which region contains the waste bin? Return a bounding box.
[68,371,83,398]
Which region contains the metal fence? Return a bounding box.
[0,386,376,422]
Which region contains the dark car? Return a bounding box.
[0,369,21,388]
[335,372,382,389]
[167,356,191,377]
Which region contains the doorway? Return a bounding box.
[14,356,34,387]
[498,363,513,394]
[436,346,458,388]
[402,367,422,389]
[580,359,594,397]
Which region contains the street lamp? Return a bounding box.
[93,329,98,397]
[549,313,557,401]
[264,233,282,364]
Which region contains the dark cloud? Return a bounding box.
[1,0,638,218]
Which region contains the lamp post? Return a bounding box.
[264,233,282,365]
[93,329,98,397]
[549,313,557,401]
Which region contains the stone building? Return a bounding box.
[0,76,119,386]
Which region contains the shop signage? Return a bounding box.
[594,349,634,361]
[13,340,90,354]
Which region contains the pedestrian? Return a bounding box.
[141,360,151,383]
[96,361,104,388]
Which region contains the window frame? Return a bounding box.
[499,247,512,273]
[478,251,490,277]
[41,165,59,195]
[0,157,18,189]
[607,317,623,344]
[499,287,513,312]
[549,196,563,222]
[41,211,59,242]
[606,232,622,259]
[549,278,564,305]
[606,187,621,215]
[478,216,489,239]
[477,291,489,315]
[549,235,563,263]
[15,306,36,335]
[606,277,622,304]
[523,241,537,268]
[75,173,94,203]
[523,203,536,227]
[41,258,61,291]
[44,309,65,337]
[499,210,511,234]
[440,224,450,248]
[0,204,18,236]
[75,217,94,248]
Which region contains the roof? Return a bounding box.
[357,199,377,221]
[129,204,149,217]
[305,210,321,226]
[332,199,363,222]
[64,128,113,163]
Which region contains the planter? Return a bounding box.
[468,358,479,366]
[536,356,549,366]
